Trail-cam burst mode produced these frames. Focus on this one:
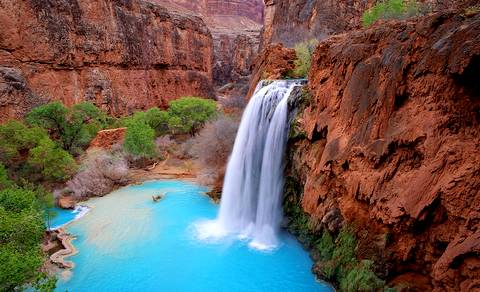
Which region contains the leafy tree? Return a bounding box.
[0,186,39,213]
[0,121,48,165]
[18,181,56,230]
[0,185,55,291]
[291,39,318,78]
[123,119,156,158]
[27,138,77,182]
[167,115,183,135]
[0,243,44,291]
[71,102,108,125]
[26,101,107,155]
[145,107,170,136]
[167,97,217,135]
[25,102,68,138]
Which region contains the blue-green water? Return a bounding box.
[56,180,331,292]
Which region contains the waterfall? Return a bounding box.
[196,80,301,250]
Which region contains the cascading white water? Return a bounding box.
[196,80,300,250]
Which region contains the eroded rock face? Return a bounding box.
[0,0,214,122]
[150,0,263,100]
[150,0,264,23]
[246,43,296,98]
[288,10,480,290]
[89,128,127,150]
[262,0,479,48]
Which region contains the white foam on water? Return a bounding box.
[49,205,90,230]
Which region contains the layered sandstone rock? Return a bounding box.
[246,43,296,98]
[151,0,264,97]
[288,10,480,290]
[150,0,264,23]
[89,128,127,150]
[262,0,479,48]
[0,0,214,122]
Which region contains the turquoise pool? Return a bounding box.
[56,180,331,292]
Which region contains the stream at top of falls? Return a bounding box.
[55,180,331,292]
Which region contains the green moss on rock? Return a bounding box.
[282,172,387,291]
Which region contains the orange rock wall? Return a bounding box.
[288,11,480,290]
[262,0,479,48]
[246,43,296,98]
[89,128,127,150]
[150,0,264,93]
[150,0,264,23]
[0,0,214,122]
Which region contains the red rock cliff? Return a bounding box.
[0,0,214,122]
[262,0,479,48]
[287,10,479,291]
[150,0,264,23]
[151,0,264,98]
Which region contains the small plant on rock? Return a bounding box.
[362,0,421,28]
[340,260,385,292]
[290,39,318,78]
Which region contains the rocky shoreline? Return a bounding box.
[43,228,78,273]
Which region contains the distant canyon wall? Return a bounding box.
[152,0,264,97]
[149,0,264,23]
[0,0,214,122]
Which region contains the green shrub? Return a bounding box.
[316,230,335,261]
[282,176,318,245]
[0,184,54,291]
[0,121,48,165]
[333,226,357,269]
[291,39,318,78]
[0,243,44,291]
[0,186,39,213]
[145,108,170,136]
[25,102,68,135]
[27,138,77,182]
[123,119,156,158]
[0,121,76,183]
[464,5,480,17]
[362,0,420,27]
[71,102,108,125]
[167,97,217,135]
[340,260,385,292]
[26,101,107,155]
[127,108,170,137]
[0,163,12,190]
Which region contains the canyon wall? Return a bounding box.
[287,10,479,291]
[262,0,479,48]
[0,0,214,122]
[151,0,264,98]
[149,0,264,23]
